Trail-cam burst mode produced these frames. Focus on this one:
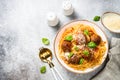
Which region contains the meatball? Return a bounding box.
[88,52,94,61]
[61,40,72,52]
[82,51,94,61]
[90,34,101,45]
[81,47,94,61]
[68,54,81,64]
[75,33,87,45]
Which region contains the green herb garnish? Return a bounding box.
[88,41,97,48]
[93,16,100,21]
[42,38,50,45]
[83,50,89,56]
[79,58,84,64]
[74,45,79,51]
[65,35,73,41]
[68,52,74,58]
[40,66,46,73]
[84,30,89,35]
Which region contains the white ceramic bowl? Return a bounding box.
[101,12,120,33]
[54,20,108,74]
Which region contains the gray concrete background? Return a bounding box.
[0,0,120,80]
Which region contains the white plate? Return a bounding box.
[54,20,108,74]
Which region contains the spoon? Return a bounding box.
[39,47,64,80]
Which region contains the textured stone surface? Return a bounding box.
[0,0,120,80]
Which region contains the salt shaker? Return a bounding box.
[62,0,74,16]
[47,12,59,27]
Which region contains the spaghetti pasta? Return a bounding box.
[58,23,106,71]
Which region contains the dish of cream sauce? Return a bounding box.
[102,12,120,32]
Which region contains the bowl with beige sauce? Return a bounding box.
[101,12,120,33]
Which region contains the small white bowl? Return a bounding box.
[101,12,120,33]
[54,20,108,74]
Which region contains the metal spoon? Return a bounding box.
[39,47,64,80]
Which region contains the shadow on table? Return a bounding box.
[66,11,81,20]
[68,12,79,20]
[50,21,61,32]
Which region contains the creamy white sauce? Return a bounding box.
[102,13,120,31]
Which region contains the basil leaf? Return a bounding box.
[40,66,46,73]
[65,35,73,41]
[84,30,89,35]
[42,38,50,45]
[93,16,100,21]
[83,50,89,56]
[68,52,74,58]
[74,45,79,51]
[79,58,84,64]
[88,41,97,48]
